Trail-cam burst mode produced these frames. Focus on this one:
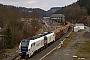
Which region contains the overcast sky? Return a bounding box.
[0,0,77,10]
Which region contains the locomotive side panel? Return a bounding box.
[34,37,44,51]
[46,32,55,44]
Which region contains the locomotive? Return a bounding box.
[19,32,55,58]
[19,22,71,58]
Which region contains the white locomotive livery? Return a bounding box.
[19,32,55,58]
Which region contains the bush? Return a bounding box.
[5,26,14,49]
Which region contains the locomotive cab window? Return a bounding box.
[21,40,30,47]
[32,43,35,46]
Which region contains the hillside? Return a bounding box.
[0,3,62,50]
[5,5,62,18]
[34,8,49,18]
[55,1,90,26]
[0,4,41,49]
[47,7,61,16]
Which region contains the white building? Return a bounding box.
[74,27,78,32]
[75,23,84,29]
[74,23,84,32]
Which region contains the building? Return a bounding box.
[50,14,65,23]
[74,26,78,32]
[74,23,84,32]
[75,23,84,30]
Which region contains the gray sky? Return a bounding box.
[0,0,77,10]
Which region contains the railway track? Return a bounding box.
[12,28,69,60]
[12,28,72,60]
[12,56,29,60]
[12,56,21,60]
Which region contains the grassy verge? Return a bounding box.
[3,47,18,58]
[74,33,90,60]
[78,33,90,54]
[74,41,90,60]
[50,32,76,54]
[80,42,90,54]
[63,32,76,47]
[82,32,89,40]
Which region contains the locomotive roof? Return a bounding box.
[27,32,54,40]
[42,32,53,35]
[21,39,30,42]
[27,34,43,40]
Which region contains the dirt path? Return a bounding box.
[42,29,90,60]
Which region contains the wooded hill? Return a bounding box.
[0,4,41,49]
[0,4,61,49]
[55,0,90,26]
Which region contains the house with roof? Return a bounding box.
[74,23,84,32]
[75,23,84,29]
[50,14,65,23]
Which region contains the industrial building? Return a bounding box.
[50,14,65,23]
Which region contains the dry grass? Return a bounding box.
[82,32,89,40]
[69,32,76,37]
[74,41,90,60]
[63,32,76,47]
[4,47,18,57]
[80,32,90,54]
[78,41,90,54]
[74,33,90,60]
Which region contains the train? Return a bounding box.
[18,22,71,58]
[54,22,71,40]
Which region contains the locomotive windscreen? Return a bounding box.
[21,40,30,47]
